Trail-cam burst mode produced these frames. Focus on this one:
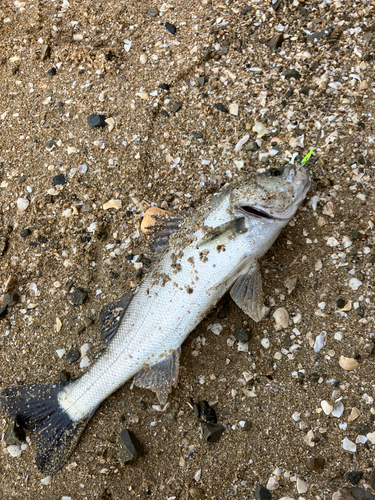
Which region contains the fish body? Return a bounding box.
[0,165,310,473]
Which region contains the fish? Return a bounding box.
[0,164,310,474]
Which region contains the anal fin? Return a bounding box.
[134,348,181,405]
[230,264,265,322]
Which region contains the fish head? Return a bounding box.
[231,165,310,221]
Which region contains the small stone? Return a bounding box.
[41,44,51,61]
[370,469,375,489]
[340,488,375,500]
[282,68,301,80]
[345,471,363,486]
[342,438,356,453]
[306,456,325,471]
[348,408,361,422]
[171,102,182,112]
[266,476,279,491]
[189,131,203,139]
[234,328,249,342]
[308,28,333,41]
[266,34,284,50]
[119,429,144,462]
[252,122,269,138]
[203,423,225,443]
[40,476,52,486]
[47,68,56,76]
[214,103,228,113]
[58,370,70,382]
[321,400,333,415]
[239,420,252,431]
[229,103,239,116]
[20,228,31,238]
[198,401,217,424]
[254,485,272,500]
[71,288,88,306]
[160,110,169,117]
[297,477,308,494]
[165,22,176,35]
[339,356,359,371]
[146,7,159,16]
[337,298,346,309]
[52,173,67,186]
[3,292,20,308]
[103,199,122,210]
[66,349,80,364]
[4,418,26,445]
[0,305,8,319]
[197,76,205,86]
[159,83,169,90]
[246,141,259,152]
[87,114,107,129]
[45,139,55,150]
[189,488,205,499]
[241,5,252,15]
[17,198,29,213]
[364,32,373,42]
[140,54,147,64]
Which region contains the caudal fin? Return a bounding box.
[0,383,92,474]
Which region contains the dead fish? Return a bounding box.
[0,165,310,473]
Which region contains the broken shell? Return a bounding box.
[342,437,356,452]
[339,356,359,371]
[17,198,29,213]
[348,407,361,422]
[229,103,238,116]
[56,317,62,332]
[103,199,122,210]
[321,400,333,415]
[273,307,289,328]
[252,122,269,138]
[141,207,170,234]
[348,278,362,291]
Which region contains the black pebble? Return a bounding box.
[110,271,119,279]
[336,298,346,309]
[203,423,225,443]
[345,471,363,486]
[3,292,20,308]
[71,288,88,305]
[282,68,301,80]
[234,328,249,342]
[119,429,144,462]
[58,370,71,382]
[52,173,67,186]
[87,113,107,129]
[45,139,55,149]
[20,228,31,237]
[47,67,56,76]
[255,485,272,500]
[142,258,151,265]
[125,254,134,261]
[0,305,8,319]
[197,76,205,86]
[38,236,47,244]
[214,103,228,113]
[159,83,169,90]
[199,401,217,423]
[308,371,320,383]
[165,22,176,34]
[66,349,80,364]
[160,110,169,118]
[356,423,371,434]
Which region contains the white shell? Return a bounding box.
[339,356,359,371]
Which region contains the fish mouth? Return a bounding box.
[239,206,274,220]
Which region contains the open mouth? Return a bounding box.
[240,206,274,219]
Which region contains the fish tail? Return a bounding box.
[0,382,92,474]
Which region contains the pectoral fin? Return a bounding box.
[230,265,264,322]
[197,217,247,249]
[134,348,181,405]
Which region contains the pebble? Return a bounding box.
[20,228,31,237]
[119,429,144,462]
[266,476,279,490]
[165,22,176,35]
[45,139,55,149]
[171,102,182,113]
[345,471,363,486]
[197,76,205,86]
[252,122,269,138]
[296,477,308,494]
[41,44,51,61]
[7,445,22,457]
[3,292,20,307]
[336,298,346,309]
[214,103,228,113]
[308,28,333,41]
[273,308,289,328]
[4,418,26,445]
[140,54,147,64]
[58,370,70,382]
[266,34,284,50]
[40,476,52,486]
[0,306,8,319]
[282,69,301,80]
[196,401,217,424]
[66,349,80,364]
[239,420,252,431]
[321,400,333,415]
[338,488,375,500]
[229,103,239,116]
[370,469,375,489]
[234,328,249,342]
[254,485,272,500]
[87,114,107,128]
[71,288,88,305]
[189,488,205,499]
[47,67,56,76]
[146,7,159,16]
[189,132,203,139]
[246,141,259,152]
[339,356,359,371]
[348,408,361,422]
[103,199,122,210]
[306,456,325,471]
[52,173,67,186]
[159,83,169,91]
[203,423,225,443]
[17,198,29,213]
[342,438,356,453]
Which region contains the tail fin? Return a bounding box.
[0,383,92,474]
